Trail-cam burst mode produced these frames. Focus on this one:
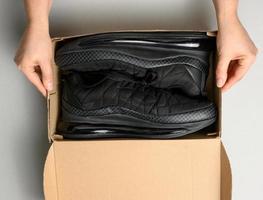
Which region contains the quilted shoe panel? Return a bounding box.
[61,71,217,129]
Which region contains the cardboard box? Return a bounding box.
[44,31,232,200]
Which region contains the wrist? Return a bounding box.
[27,19,50,35]
[217,12,239,29]
[217,12,238,23]
[215,1,239,26]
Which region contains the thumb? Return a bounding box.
[40,60,53,91]
[216,55,231,88]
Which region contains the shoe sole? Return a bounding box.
[60,103,217,139]
[59,117,216,139]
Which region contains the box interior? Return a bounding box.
[47,31,221,142]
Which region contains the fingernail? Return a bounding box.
[217,78,224,87]
[46,82,53,91]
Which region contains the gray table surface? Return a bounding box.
[0,0,262,199]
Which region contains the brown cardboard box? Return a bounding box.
[44,31,232,200]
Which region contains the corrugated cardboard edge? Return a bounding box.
[43,144,58,200]
[47,37,64,142]
[221,142,232,200]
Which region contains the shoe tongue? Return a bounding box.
[144,69,158,84]
[65,71,107,87]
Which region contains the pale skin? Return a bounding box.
[15,0,258,96]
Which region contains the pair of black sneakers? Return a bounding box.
[55,31,217,139]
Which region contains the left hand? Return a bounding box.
[216,16,258,92]
[14,23,53,96]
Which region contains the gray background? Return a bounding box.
[0,0,262,199]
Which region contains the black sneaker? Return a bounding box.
[59,71,217,139]
[55,31,216,96]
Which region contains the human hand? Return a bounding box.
[14,23,53,96]
[216,16,258,92]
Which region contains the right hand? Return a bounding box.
[216,17,257,92]
[14,23,53,96]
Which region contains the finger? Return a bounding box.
[40,60,53,91]
[216,55,231,88]
[221,60,250,92]
[22,67,47,96]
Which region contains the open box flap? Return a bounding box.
[43,139,232,200]
[47,30,219,141]
[43,138,233,200]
